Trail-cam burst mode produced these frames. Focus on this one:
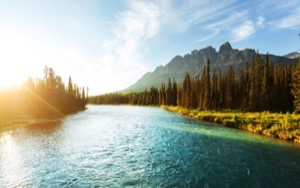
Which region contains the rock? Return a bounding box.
[219,42,233,54]
[123,42,298,92]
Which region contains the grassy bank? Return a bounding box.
[0,116,39,132]
[1,118,27,133]
[0,116,62,133]
[163,106,300,143]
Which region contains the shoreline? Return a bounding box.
[162,106,300,144]
[0,117,60,133]
[0,107,87,133]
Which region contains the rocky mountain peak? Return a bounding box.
[284,52,300,59]
[124,43,298,92]
[219,42,233,54]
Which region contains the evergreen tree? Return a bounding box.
[218,70,225,109]
[176,88,182,106]
[273,64,284,111]
[249,54,263,111]
[172,78,177,106]
[225,66,236,109]
[82,87,86,100]
[211,71,218,109]
[283,64,294,111]
[292,62,300,111]
[166,78,172,105]
[191,76,198,108]
[199,65,206,109]
[193,74,201,108]
[68,76,73,94]
[182,72,192,108]
[203,59,211,110]
[160,83,166,105]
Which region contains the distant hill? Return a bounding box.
[124,42,298,92]
[284,52,300,59]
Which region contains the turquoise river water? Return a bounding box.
[0,105,300,187]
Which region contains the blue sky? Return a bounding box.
[0,0,299,95]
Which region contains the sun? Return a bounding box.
[0,31,44,89]
[0,37,27,89]
[0,62,27,89]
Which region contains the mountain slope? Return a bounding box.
[284,52,300,59]
[124,42,298,92]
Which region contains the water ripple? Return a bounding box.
[1,105,300,187]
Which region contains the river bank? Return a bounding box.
[0,106,86,133]
[0,116,62,133]
[163,106,300,143]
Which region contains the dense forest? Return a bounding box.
[0,66,87,120]
[90,53,300,113]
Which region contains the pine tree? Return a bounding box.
[82,87,86,100]
[193,74,201,107]
[249,53,263,111]
[177,88,182,106]
[261,53,271,110]
[218,70,225,109]
[283,64,294,112]
[292,62,300,111]
[225,66,236,109]
[191,76,198,108]
[203,59,211,110]
[182,72,192,108]
[68,76,73,94]
[160,83,166,105]
[166,78,172,105]
[172,78,177,106]
[273,64,284,111]
[48,68,57,90]
[211,71,218,109]
[244,61,251,109]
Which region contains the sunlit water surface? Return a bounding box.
[1,105,300,187]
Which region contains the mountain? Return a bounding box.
[124,42,298,92]
[284,52,300,59]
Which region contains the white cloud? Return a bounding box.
[117,1,165,41]
[164,0,236,32]
[206,11,248,30]
[276,7,300,28]
[271,0,300,11]
[232,21,255,42]
[256,16,265,27]
[177,1,271,44]
[231,16,265,42]
[96,1,165,93]
[193,29,220,43]
[192,11,248,43]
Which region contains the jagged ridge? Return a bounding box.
[124,42,297,92]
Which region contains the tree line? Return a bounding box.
[90,53,300,113]
[0,66,88,120]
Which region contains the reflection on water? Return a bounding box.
[0,132,28,187]
[0,105,300,187]
[25,120,61,134]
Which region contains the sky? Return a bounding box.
[0,0,299,95]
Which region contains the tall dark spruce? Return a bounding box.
[89,53,299,113]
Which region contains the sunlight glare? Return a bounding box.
[0,132,28,186]
[0,31,44,89]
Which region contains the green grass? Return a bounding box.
[162,106,300,143]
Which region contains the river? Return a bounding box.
[1,105,300,187]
